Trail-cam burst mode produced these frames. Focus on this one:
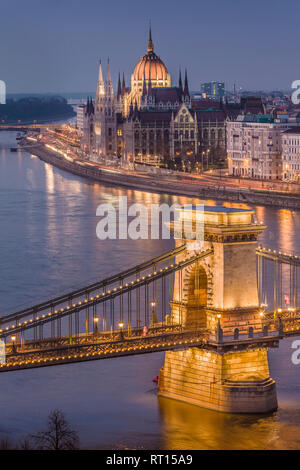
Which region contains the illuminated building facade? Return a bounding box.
[227,114,300,180]
[81,29,247,167]
[282,127,300,182]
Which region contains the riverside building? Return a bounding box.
[81,28,264,170]
[226,114,300,180]
[282,127,300,182]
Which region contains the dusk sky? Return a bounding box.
[1,0,299,94]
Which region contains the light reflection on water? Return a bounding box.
[1,131,300,449]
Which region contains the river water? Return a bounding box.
[1,131,300,449]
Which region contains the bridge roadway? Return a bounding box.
[1,242,300,373]
[0,309,300,373]
[0,326,207,373]
[0,323,287,373]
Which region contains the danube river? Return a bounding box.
[1,131,300,449]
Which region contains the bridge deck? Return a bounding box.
[0,328,207,373]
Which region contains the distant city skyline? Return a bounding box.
[1,0,299,94]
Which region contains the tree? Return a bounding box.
[31,409,79,450]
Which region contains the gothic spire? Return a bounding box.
[121,73,126,96]
[98,59,104,83]
[147,24,154,53]
[106,58,112,83]
[178,68,183,92]
[96,60,105,102]
[184,68,189,97]
[117,72,122,99]
[105,58,114,98]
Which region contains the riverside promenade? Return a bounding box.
[21,138,300,209]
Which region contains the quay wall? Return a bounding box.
[21,143,300,209]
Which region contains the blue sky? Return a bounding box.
[0,0,298,93]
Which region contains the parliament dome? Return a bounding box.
[132,29,170,84]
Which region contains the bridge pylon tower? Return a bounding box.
[158,205,278,413]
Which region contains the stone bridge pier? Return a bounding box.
[158,205,278,413]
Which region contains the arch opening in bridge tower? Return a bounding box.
[186,263,207,308]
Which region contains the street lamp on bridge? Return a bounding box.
[150,301,158,326]
[11,335,16,354]
[118,322,124,340]
[93,316,99,333]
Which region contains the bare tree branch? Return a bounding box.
[31,409,79,450]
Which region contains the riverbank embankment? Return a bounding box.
[21,141,300,209]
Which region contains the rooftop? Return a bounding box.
[283,126,300,135]
[236,114,274,123]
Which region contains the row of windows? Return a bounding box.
[174,130,195,139]
[283,147,300,154]
[285,164,300,170]
[283,138,300,145]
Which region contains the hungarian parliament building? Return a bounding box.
[79,29,264,168]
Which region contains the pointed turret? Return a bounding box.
[122,73,126,96]
[184,69,189,97]
[96,60,105,97]
[106,58,111,82]
[147,24,154,53]
[178,68,183,93]
[117,72,122,99]
[105,58,114,98]
[86,96,94,115]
